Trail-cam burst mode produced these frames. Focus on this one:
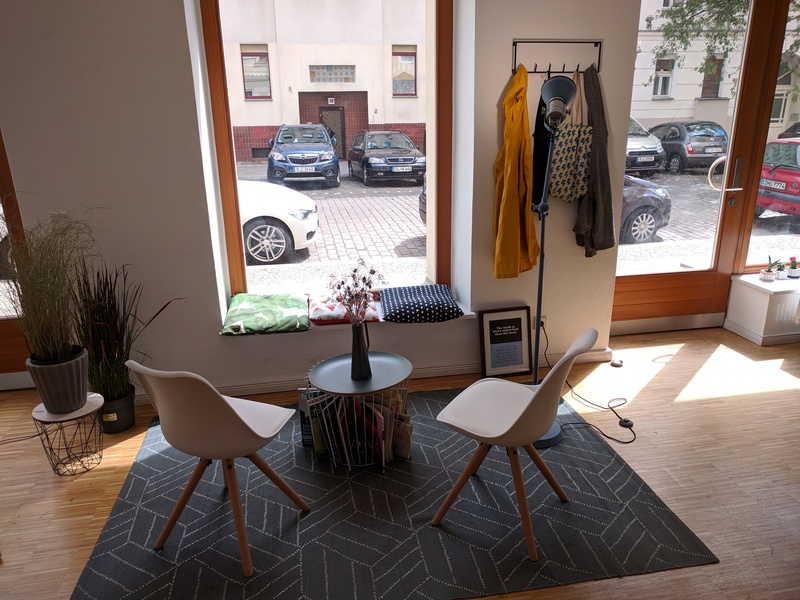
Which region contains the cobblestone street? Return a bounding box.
[236,162,428,293]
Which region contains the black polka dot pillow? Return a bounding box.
[381,284,464,323]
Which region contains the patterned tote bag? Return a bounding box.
[548,70,592,202]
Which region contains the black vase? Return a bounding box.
[351,322,372,380]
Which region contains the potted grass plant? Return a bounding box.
[74,262,178,433]
[2,213,95,413]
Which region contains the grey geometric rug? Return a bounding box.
[71,389,717,599]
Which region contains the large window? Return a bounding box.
[205,1,430,296]
[241,45,271,99]
[392,45,417,96]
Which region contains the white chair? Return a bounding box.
[431,328,598,561]
[126,360,310,577]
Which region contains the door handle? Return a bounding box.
[707,156,744,194]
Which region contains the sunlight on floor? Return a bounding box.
[567,343,685,413]
[569,341,800,412]
[677,344,799,401]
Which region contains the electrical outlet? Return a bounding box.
[535,316,546,330]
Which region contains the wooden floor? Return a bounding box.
[0,328,798,599]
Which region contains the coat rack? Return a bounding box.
[511,39,602,75]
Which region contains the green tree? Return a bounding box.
[645,0,800,90]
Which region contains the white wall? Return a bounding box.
[457,0,640,356]
[0,0,638,395]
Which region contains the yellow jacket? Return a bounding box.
[493,65,539,279]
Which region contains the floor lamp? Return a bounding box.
[532,75,577,449]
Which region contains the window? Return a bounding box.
[392,45,416,96]
[700,57,724,98]
[241,46,271,99]
[652,59,674,98]
[771,90,789,124]
[309,65,356,83]
[662,0,682,6]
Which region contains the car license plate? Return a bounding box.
[704,146,722,154]
[760,178,786,190]
[637,156,655,163]
[295,166,315,173]
[391,166,412,172]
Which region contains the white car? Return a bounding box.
[237,179,319,264]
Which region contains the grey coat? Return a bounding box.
[573,64,615,256]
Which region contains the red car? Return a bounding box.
[757,139,800,217]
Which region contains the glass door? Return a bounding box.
[613,0,791,324]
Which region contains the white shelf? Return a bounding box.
[723,274,800,345]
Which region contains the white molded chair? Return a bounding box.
[431,328,598,561]
[126,360,310,577]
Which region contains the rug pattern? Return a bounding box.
[72,389,717,599]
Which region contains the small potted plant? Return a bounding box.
[75,261,178,432]
[787,256,800,279]
[759,256,781,281]
[776,262,788,279]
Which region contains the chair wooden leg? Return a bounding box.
[431,442,491,525]
[522,443,569,502]
[222,458,254,577]
[507,447,538,561]
[155,457,211,549]
[247,452,310,512]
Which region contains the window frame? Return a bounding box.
[241,50,272,100]
[392,46,417,97]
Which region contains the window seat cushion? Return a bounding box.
[308,294,380,325]
[220,293,310,335]
[381,284,464,323]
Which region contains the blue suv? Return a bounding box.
[268,124,340,187]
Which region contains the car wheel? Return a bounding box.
[622,208,658,244]
[666,154,684,174]
[637,170,654,179]
[362,165,372,186]
[243,218,295,265]
[327,169,341,188]
[348,161,357,181]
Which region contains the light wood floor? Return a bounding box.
[1,328,798,599]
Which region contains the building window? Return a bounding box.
[771,90,789,124]
[662,0,682,6]
[392,45,416,96]
[652,59,674,98]
[241,46,271,99]
[700,57,724,98]
[309,65,356,83]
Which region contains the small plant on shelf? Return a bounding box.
[760,256,782,281]
[788,256,800,279]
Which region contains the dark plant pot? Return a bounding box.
[26,346,88,414]
[99,386,136,433]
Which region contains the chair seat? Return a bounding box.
[437,378,539,445]
[224,395,294,440]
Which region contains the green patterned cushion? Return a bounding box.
[220,293,310,335]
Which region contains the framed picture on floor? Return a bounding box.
[478,306,532,377]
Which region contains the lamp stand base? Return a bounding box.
[533,421,564,449]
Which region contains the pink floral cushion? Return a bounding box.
[308,295,380,325]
